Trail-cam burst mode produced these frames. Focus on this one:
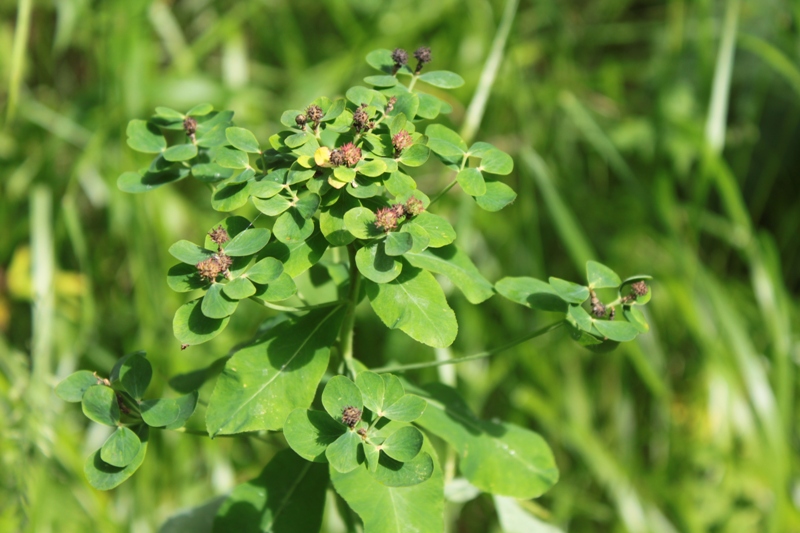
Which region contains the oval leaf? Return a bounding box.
[100,427,141,468]
[173,298,230,346]
[284,409,346,462]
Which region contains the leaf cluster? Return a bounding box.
[55,352,198,489]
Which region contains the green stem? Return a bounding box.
[407,73,420,92]
[338,244,361,379]
[428,154,469,206]
[371,320,565,373]
[247,297,345,313]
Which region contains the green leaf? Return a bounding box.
[404,244,494,304]
[381,426,423,462]
[260,221,328,277]
[426,124,467,157]
[155,106,184,120]
[322,375,363,422]
[322,98,346,122]
[364,75,398,87]
[398,143,430,167]
[567,304,594,332]
[354,371,386,414]
[117,167,190,193]
[548,277,590,304]
[346,86,374,106]
[364,442,381,473]
[413,383,558,498]
[192,163,234,183]
[206,307,344,436]
[320,195,358,246]
[213,449,328,533]
[408,212,455,248]
[593,319,640,342]
[400,223,430,253]
[187,103,214,117]
[366,49,414,76]
[294,191,320,219]
[387,92,419,122]
[81,385,120,427]
[344,207,383,240]
[223,227,271,256]
[470,142,514,175]
[100,427,141,468]
[84,426,148,490]
[475,180,516,211]
[141,391,199,428]
[230,167,255,184]
[211,181,251,212]
[365,267,457,348]
[55,371,100,402]
[285,131,309,148]
[252,273,297,302]
[356,159,387,178]
[225,127,260,153]
[418,70,465,89]
[245,257,283,284]
[356,241,403,283]
[372,451,434,488]
[416,93,442,120]
[214,147,250,169]
[457,168,486,196]
[284,409,345,462]
[624,306,649,332]
[273,210,314,244]
[382,394,427,422]
[201,283,238,319]
[196,111,234,146]
[252,194,293,216]
[495,277,567,313]
[173,298,230,346]
[250,174,285,198]
[167,263,207,292]
[383,170,417,197]
[333,166,357,183]
[586,260,622,289]
[163,143,198,162]
[326,430,362,473]
[222,277,256,300]
[620,276,652,305]
[384,232,413,256]
[169,240,213,265]
[280,110,303,128]
[126,120,166,153]
[118,353,152,400]
[330,435,444,532]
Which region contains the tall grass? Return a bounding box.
[1,1,798,531]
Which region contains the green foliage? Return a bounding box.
[56,353,197,490]
[53,46,651,532]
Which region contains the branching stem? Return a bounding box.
[338,244,361,379]
[370,320,565,373]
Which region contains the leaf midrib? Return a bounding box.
[213,306,341,435]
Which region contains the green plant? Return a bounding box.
[56,47,652,531]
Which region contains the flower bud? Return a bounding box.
[392,130,413,155]
[342,406,362,429]
[375,206,399,232]
[405,196,425,217]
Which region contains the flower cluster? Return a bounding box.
[352,104,372,133]
[341,406,362,429]
[391,46,432,74]
[197,225,233,281]
[621,280,649,304]
[374,197,425,232]
[306,104,323,130]
[392,130,413,156]
[330,142,362,167]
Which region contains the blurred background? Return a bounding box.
[1,0,799,531]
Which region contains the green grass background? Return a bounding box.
[1,0,799,531]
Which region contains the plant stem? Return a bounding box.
[428,178,458,206]
[339,244,361,379]
[247,297,345,313]
[371,320,565,373]
[407,73,420,92]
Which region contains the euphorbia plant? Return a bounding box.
[57,47,652,531]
